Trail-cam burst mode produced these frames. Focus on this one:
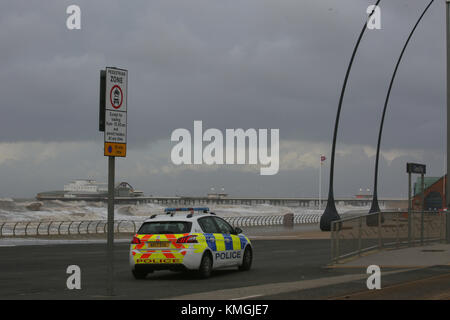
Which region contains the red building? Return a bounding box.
[412,175,446,210]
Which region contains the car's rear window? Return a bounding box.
[137,221,192,234]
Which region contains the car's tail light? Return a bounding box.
[176,235,198,243]
[131,235,142,244]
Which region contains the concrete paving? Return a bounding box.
[335,243,450,268]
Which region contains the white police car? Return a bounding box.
[130,207,253,279]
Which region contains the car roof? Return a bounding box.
[142,207,220,223]
[142,213,215,223]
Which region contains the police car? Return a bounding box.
[130,207,253,279]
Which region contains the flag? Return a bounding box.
[320,155,326,162]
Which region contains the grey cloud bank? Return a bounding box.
[0,0,446,197]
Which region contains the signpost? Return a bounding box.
[100,67,128,296]
[104,67,128,157]
[406,162,426,246]
[406,163,426,175]
[446,0,450,243]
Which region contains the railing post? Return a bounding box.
[421,211,424,246]
[37,222,42,236]
[68,221,74,235]
[25,222,31,236]
[77,221,83,235]
[335,223,340,263]
[87,221,93,234]
[442,211,446,242]
[57,222,63,235]
[331,221,335,263]
[47,221,53,236]
[13,222,19,236]
[378,211,382,249]
[95,221,101,234]
[396,211,400,248]
[358,216,362,256]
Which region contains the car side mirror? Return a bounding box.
[234,227,243,234]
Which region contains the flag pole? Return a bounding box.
[319,155,322,210]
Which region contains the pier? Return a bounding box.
[35,195,407,209]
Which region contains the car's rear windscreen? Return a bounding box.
[137,221,192,234]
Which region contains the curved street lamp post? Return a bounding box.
[368,0,434,227]
[320,1,381,231]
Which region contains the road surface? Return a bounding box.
[0,239,449,299]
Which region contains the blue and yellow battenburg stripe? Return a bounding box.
[238,234,249,249]
[203,233,250,252]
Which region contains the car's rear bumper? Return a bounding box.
[134,263,188,272]
[130,246,204,270]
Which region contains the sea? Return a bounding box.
[0,197,370,222]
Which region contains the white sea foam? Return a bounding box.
[0,198,374,222]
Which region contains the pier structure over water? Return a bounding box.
[35,195,407,209]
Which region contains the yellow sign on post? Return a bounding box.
[104,142,127,157]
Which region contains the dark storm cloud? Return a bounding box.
[0,0,445,151]
[0,0,447,198]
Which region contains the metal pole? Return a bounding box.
[369,0,434,215]
[331,221,335,263]
[421,173,425,245]
[378,206,382,249]
[320,0,381,231]
[107,156,115,296]
[408,172,412,246]
[319,158,322,210]
[446,0,450,244]
[336,224,340,263]
[358,216,362,256]
[396,211,400,248]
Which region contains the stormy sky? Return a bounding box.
[0,0,446,198]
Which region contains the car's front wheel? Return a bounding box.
[239,246,252,271]
[198,252,213,279]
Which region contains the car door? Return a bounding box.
[212,217,242,266]
[197,216,226,268]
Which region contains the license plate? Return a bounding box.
[147,241,170,248]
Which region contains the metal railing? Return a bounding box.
[0,220,140,237]
[0,213,321,238]
[330,211,447,263]
[224,214,320,227]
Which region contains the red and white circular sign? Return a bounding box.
[110,85,123,109]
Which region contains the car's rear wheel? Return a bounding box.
[132,269,148,279]
[198,252,213,279]
[239,246,252,271]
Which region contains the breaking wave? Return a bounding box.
[0,198,371,222]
